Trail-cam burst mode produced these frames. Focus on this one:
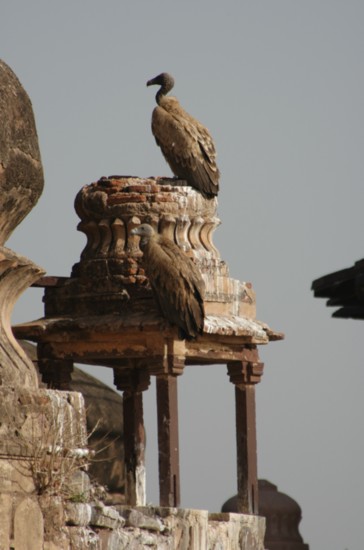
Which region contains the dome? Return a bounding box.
[222,480,309,549]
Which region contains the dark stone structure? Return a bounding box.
[222,480,309,549]
[312,258,364,319]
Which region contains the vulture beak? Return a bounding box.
[146,78,154,87]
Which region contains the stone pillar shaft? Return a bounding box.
[156,375,180,507]
[227,352,264,515]
[235,384,258,514]
[114,368,150,506]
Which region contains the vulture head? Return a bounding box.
[131,223,155,248]
[147,72,175,104]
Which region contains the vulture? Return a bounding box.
[131,223,205,340]
[146,72,220,199]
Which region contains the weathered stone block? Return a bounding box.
[90,503,124,529]
[43,542,70,550]
[65,502,92,526]
[208,512,265,550]
[0,494,12,549]
[67,526,100,550]
[120,507,165,532]
[97,529,130,550]
[13,497,44,550]
[39,495,69,549]
[0,458,36,494]
[67,470,91,502]
[0,386,88,506]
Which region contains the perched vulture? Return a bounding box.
[146,72,220,199]
[131,223,205,340]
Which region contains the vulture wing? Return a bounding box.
[143,234,205,340]
[151,97,219,198]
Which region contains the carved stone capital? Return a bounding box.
[227,354,264,386]
[113,367,151,393]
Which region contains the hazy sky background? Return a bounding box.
[2,2,364,548]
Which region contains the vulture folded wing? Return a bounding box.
[152,97,220,198]
[151,105,193,157]
[143,236,205,339]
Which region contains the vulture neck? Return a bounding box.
[139,234,157,250]
[156,80,174,105]
[139,236,149,250]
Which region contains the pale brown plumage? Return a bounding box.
[146,72,220,199]
[131,224,205,340]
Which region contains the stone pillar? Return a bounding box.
[151,347,185,508]
[156,374,181,507]
[227,347,264,515]
[114,366,150,506]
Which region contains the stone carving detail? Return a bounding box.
[0,249,43,387]
[66,176,255,320]
[0,60,44,244]
[74,176,220,268]
[0,59,45,387]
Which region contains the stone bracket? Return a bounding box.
[227,349,264,386]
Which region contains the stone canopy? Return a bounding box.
[13,175,283,517]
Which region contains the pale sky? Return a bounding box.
[3,2,364,548]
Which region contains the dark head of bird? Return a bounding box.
[131,223,155,249]
[146,72,175,104]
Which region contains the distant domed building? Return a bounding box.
[222,479,309,549]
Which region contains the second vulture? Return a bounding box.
[147,72,220,199]
[131,223,205,340]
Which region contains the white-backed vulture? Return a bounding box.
[146,72,220,199]
[131,223,205,340]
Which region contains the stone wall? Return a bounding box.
[0,376,265,549]
[0,388,88,550]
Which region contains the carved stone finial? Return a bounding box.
[0,60,45,387]
[47,176,255,322]
[73,176,220,279]
[0,59,44,245]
